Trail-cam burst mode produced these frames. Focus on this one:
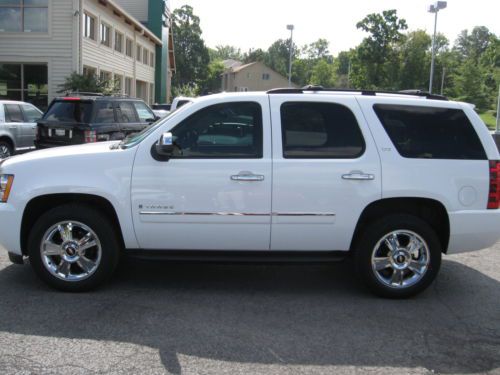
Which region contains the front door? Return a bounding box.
[131,98,272,250]
[269,95,382,251]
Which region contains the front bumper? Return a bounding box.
[447,210,500,254]
[0,202,23,255]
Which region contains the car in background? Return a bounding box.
[0,100,43,158]
[151,103,171,111]
[152,108,170,119]
[170,96,194,112]
[35,94,158,149]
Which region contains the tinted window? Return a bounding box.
[373,105,486,160]
[116,102,138,123]
[133,101,154,122]
[43,101,92,123]
[94,101,115,123]
[21,104,41,122]
[4,104,23,122]
[5,104,24,122]
[171,102,262,158]
[281,102,365,158]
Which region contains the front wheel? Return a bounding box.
[27,204,120,292]
[355,214,442,298]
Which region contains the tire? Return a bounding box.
[355,214,442,298]
[0,140,13,159]
[27,204,120,292]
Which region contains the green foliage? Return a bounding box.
[209,45,242,61]
[172,5,210,94]
[58,72,119,95]
[172,82,199,98]
[200,60,225,94]
[310,60,336,87]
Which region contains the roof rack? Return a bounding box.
[267,85,448,101]
[64,92,104,97]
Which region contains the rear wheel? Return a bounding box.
[28,204,120,292]
[355,214,441,298]
[0,141,13,159]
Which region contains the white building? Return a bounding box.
[0,0,162,110]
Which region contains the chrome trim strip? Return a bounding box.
[139,211,336,217]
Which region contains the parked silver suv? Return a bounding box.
[0,100,42,158]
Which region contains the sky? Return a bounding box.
[170,0,500,56]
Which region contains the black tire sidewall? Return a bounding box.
[355,214,442,298]
[28,204,120,292]
[0,141,13,158]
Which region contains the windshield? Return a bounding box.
[119,101,193,149]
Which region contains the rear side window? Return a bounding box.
[374,105,486,160]
[116,102,138,123]
[4,104,23,122]
[281,102,365,158]
[43,101,92,123]
[94,101,115,123]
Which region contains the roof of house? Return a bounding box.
[230,62,258,73]
[98,0,162,46]
[222,59,243,70]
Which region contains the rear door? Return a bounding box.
[20,103,42,148]
[269,95,382,251]
[3,104,24,149]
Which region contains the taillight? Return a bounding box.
[487,160,500,209]
[84,130,97,143]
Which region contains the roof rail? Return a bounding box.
[64,92,104,97]
[267,86,448,101]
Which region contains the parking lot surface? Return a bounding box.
[0,243,499,375]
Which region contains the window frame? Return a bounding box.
[99,21,111,47]
[0,0,49,33]
[83,12,96,40]
[20,103,42,122]
[136,44,142,62]
[4,103,23,122]
[125,37,133,58]
[168,101,264,160]
[280,101,366,159]
[114,30,123,53]
[143,48,149,65]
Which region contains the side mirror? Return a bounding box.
[155,132,174,157]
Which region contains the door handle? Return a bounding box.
[342,172,375,180]
[231,173,265,182]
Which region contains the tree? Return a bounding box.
[355,9,408,88]
[209,45,242,61]
[264,39,298,77]
[310,60,336,87]
[199,60,225,94]
[172,5,210,93]
[58,72,118,94]
[453,59,489,109]
[305,38,332,61]
[243,48,266,63]
[455,26,493,61]
[399,30,432,90]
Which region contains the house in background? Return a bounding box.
[221,60,295,92]
[115,0,175,103]
[0,0,170,110]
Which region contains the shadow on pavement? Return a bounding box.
[0,257,498,374]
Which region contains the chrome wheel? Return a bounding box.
[371,230,430,289]
[40,221,102,282]
[0,145,11,159]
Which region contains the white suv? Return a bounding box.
[0,88,499,297]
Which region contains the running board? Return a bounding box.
[123,249,349,264]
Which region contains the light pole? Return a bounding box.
[496,84,500,134]
[428,1,447,93]
[287,24,294,87]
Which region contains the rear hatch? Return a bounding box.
[36,98,93,147]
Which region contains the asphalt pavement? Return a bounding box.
[0,243,499,375]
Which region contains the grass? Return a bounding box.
[479,110,497,130]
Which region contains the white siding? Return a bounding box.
[114,0,148,23]
[0,0,78,102]
[82,0,156,100]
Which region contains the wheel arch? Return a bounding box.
[20,193,125,255]
[0,134,15,151]
[350,197,450,253]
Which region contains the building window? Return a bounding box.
[83,66,97,78]
[0,63,48,109]
[136,45,142,62]
[150,51,155,67]
[100,70,112,83]
[262,73,270,80]
[143,49,149,65]
[125,38,133,57]
[114,31,123,53]
[114,74,123,94]
[0,0,48,33]
[125,77,132,96]
[100,22,111,47]
[83,12,95,40]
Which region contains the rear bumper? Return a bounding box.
[447,210,500,254]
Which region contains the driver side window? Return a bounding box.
[170,101,263,158]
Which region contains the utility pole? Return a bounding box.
[287,24,294,87]
[496,84,500,134]
[428,1,447,93]
[440,67,445,95]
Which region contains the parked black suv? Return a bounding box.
[35,94,158,148]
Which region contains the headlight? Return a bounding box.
[0,175,14,203]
